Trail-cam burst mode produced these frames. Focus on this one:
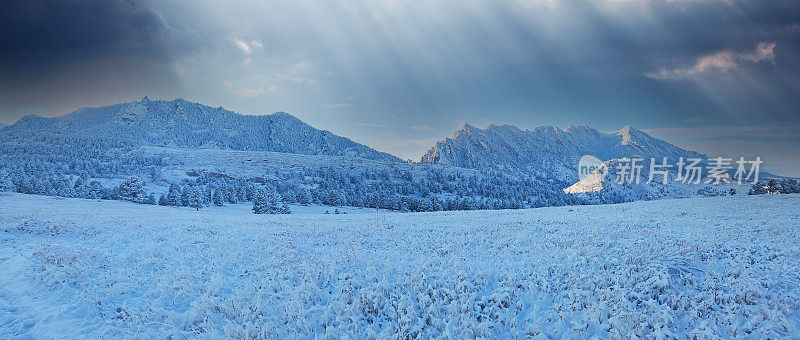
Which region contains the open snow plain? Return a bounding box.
[1,193,799,338]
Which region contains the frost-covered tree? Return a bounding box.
[0,170,13,192]
[295,188,312,205]
[187,187,204,211]
[252,189,272,214]
[87,181,106,199]
[118,176,146,203]
[72,176,87,197]
[165,184,181,206]
[748,182,768,195]
[180,186,191,206]
[212,189,225,206]
[323,190,344,206]
[782,179,800,194]
[419,197,434,212]
[697,186,721,197]
[252,187,290,214]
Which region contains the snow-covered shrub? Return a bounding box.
[117,176,146,202]
[252,187,290,214]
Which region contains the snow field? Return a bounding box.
[1,193,799,338]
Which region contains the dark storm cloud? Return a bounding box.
[0,0,180,120]
[0,0,169,64]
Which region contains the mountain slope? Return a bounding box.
[1,97,400,162]
[421,124,704,180]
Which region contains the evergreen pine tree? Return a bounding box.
[748,181,767,195]
[0,169,13,193]
[213,189,225,206]
[166,184,181,206]
[187,187,204,211]
[296,188,312,205]
[87,181,104,199]
[118,176,146,203]
[252,188,271,214]
[180,186,192,206]
[252,187,290,214]
[73,176,86,197]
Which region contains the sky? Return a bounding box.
[1,0,799,175]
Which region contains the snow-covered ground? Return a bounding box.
[1,193,799,338]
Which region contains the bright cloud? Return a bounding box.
[646,42,776,80]
[230,38,262,55]
[741,42,777,63]
[229,38,263,65]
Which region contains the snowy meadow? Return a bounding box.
[1,193,799,338]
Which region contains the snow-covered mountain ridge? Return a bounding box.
[0,98,790,210]
[421,123,705,181]
[3,97,707,176]
[2,97,400,162]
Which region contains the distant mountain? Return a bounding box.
[2,97,400,162]
[421,123,705,181]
